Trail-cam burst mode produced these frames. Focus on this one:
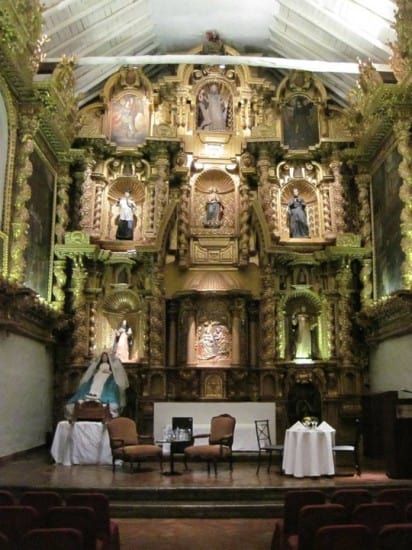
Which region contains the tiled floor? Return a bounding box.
[1,448,411,550]
[0,448,402,491]
[116,518,276,550]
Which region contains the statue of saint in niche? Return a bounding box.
[203,187,224,228]
[197,83,230,131]
[291,306,317,359]
[115,191,137,240]
[287,188,309,238]
[113,319,133,362]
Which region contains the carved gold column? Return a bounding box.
[248,302,258,367]
[176,87,189,135]
[336,261,354,366]
[69,255,89,364]
[52,258,67,311]
[231,299,243,366]
[329,159,346,234]
[178,177,191,267]
[55,232,99,362]
[167,302,178,367]
[71,167,84,230]
[55,169,71,244]
[186,303,197,366]
[153,147,170,229]
[395,118,412,289]
[141,298,150,364]
[78,158,96,233]
[239,175,250,266]
[355,171,373,305]
[146,180,156,238]
[9,107,39,283]
[92,174,106,238]
[260,263,276,367]
[257,147,275,235]
[149,264,165,366]
[88,299,98,356]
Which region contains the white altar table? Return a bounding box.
[154,402,276,451]
[50,421,112,466]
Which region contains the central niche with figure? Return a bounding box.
[197,320,231,361]
[203,186,224,228]
[286,297,320,361]
[196,298,233,364]
[191,169,235,235]
[196,81,233,131]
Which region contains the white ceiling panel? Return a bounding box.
[40,0,397,107]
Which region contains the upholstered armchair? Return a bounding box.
[183,413,236,474]
[107,417,162,472]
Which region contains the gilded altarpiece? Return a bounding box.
[54,52,367,443]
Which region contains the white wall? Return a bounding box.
[369,333,412,395]
[0,332,54,457]
[154,402,276,451]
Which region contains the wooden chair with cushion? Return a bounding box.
[330,488,373,515]
[255,419,284,474]
[285,503,347,550]
[20,491,64,527]
[332,417,362,476]
[271,489,326,550]
[0,531,9,550]
[377,523,412,550]
[66,492,120,550]
[315,523,374,550]
[20,527,84,550]
[107,417,163,473]
[376,487,412,513]
[352,502,400,543]
[0,505,38,548]
[46,505,100,550]
[0,491,14,505]
[184,413,236,474]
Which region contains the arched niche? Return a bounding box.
[196,80,234,132]
[284,292,322,361]
[285,368,327,425]
[280,179,319,239]
[100,289,144,362]
[191,168,236,234]
[150,373,166,398]
[261,373,276,399]
[202,371,226,399]
[105,178,145,241]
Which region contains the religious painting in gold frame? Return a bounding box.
[108,90,150,146]
[24,148,56,300]
[282,94,319,150]
[371,147,404,299]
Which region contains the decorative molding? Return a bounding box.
[357,290,412,343]
[0,276,60,343]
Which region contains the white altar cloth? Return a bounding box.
[154,402,276,451]
[50,421,112,466]
[282,421,335,477]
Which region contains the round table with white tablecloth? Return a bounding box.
[282,421,336,477]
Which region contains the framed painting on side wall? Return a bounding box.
[372,147,404,299]
[24,148,56,300]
